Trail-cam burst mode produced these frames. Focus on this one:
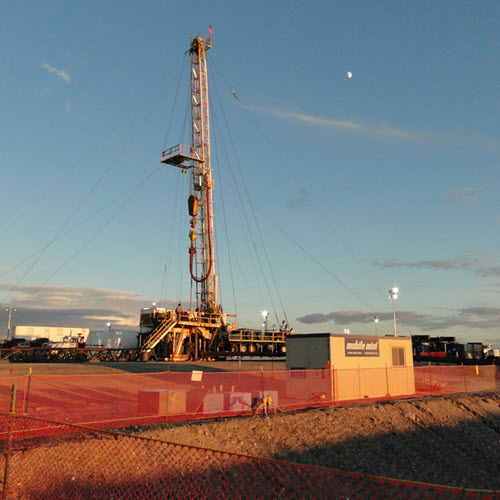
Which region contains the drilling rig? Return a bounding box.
[138,35,291,361]
[137,35,228,361]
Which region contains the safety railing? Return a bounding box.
[229,329,287,343]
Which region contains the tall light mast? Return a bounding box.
[162,35,217,312]
[5,304,16,340]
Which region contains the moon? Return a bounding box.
[347,71,352,79]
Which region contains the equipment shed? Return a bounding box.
[286,333,415,401]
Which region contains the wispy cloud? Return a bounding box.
[286,188,310,209]
[447,187,487,202]
[34,88,52,97]
[372,255,500,279]
[249,106,500,152]
[461,307,500,319]
[251,106,419,140]
[41,63,71,84]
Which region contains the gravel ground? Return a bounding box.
[134,391,500,491]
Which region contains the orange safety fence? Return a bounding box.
[0,414,497,499]
[0,365,495,431]
[414,364,497,395]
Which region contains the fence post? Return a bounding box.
[335,368,339,404]
[357,363,361,399]
[260,367,267,415]
[329,364,335,404]
[385,363,390,397]
[3,384,17,498]
[166,368,170,423]
[23,367,32,416]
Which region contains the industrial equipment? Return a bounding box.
[137,35,292,360]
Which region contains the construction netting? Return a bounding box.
[0,365,495,429]
[414,364,496,395]
[0,414,496,499]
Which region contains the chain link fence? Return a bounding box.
[0,414,497,499]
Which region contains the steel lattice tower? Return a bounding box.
[162,36,217,312]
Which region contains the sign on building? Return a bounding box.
[344,337,380,357]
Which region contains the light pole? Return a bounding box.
[106,322,112,348]
[388,287,399,336]
[374,315,379,335]
[5,305,16,340]
[261,310,271,367]
[261,310,269,332]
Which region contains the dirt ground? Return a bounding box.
[2,361,500,491]
[0,359,286,377]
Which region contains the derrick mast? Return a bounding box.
[162,36,217,312]
[139,33,292,361]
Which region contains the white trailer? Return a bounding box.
[86,330,138,349]
[13,326,89,343]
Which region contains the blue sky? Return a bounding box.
[1,1,499,347]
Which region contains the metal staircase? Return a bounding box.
[141,312,177,353]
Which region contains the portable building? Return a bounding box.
[286,333,415,401]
